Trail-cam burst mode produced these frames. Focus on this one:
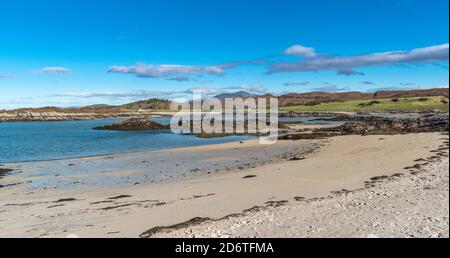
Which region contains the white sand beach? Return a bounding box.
[0,132,448,238]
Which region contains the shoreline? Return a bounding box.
[153,138,449,238]
[2,137,320,190]
[0,132,447,238]
[1,133,256,165]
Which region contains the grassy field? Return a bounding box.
[280,96,449,112]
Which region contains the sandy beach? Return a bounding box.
[156,156,449,238]
[0,132,448,238]
[1,0,449,243]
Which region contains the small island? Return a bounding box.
[94,117,170,131]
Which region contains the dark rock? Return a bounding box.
[316,113,449,136]
[94,118,170,131]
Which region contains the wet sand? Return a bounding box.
[0,132,447,238]
[2,139,320,190]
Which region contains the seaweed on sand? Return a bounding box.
[0,167,13,179]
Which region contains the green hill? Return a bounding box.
[280,96,449,112]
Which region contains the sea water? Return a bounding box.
[0,118,254,163]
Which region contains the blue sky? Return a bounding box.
[0,0,448,109]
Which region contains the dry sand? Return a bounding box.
[156,145,449,238]
[0,133,448,238]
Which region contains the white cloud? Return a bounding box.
[271,43,449,74]
[167,76,191,82]
[40,67,72,75]
[186,85,267,96]
[51,90,182,99]
[239,84,267,95]
[284,44,317,58]
[312,85,351,93]
[108,63,225,78]
[184,88,224,95]
[367,85,449,93]
[337,69,365,76]
[0,73,15,78]
[283,81,310,87]
[50,85,268,103]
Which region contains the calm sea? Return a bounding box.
[0,118,254,163]
[0,116,342,163]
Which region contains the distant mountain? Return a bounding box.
[4,88,448,112]
[214,91,257,100]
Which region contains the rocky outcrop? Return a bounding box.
[280,111,355,120]
[322,113,449,135]
[0,111,118,122]
[280,112,449,140]
[93,118,170,131]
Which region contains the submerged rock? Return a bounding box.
[94,118,170,131]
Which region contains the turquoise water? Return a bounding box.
[0,118,254,163]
